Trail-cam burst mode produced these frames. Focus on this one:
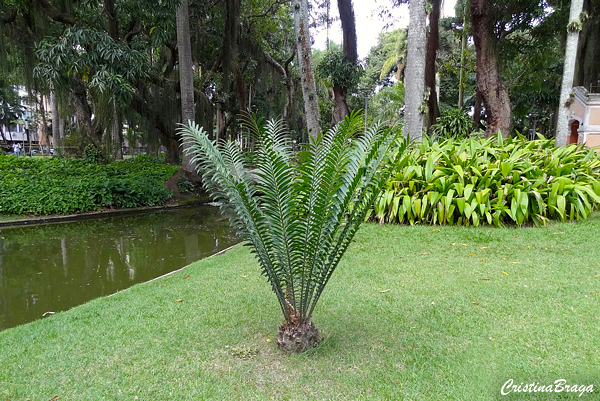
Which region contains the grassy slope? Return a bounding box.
[1,216,599,400]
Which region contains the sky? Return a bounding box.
[313,0,457,59]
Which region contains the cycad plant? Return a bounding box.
[180,113,405,353]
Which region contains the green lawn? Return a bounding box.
[1,216,599,400]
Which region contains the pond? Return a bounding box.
[0,205,239,332]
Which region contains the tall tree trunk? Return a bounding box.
[473,86,483,130]
[50,90,61,154]
[458,1,469,109]
[292,0,321,140]
[264,51,296,125]
[458,25,467,108]
[162,136,180,165]
[556,0,585,146]
[425,0,441,130]
[331,84,349,125]
[404,0,427,141]
[111,98,123,160]
[574,0,600,89]
[470,0,511,138]
[71,83,105,161]
[177,0,195,172]
[331,0,357,125]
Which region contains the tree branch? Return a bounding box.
[248,0,287,19]
[36,0,75,25]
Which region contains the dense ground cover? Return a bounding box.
[1,216,598,400]
[371,135,600,227]
[0,155,179,214]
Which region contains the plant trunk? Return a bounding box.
[330,0,357,126]
[556,0,584,146]
[470,0,511,138]
[71,83,106,162]
[276,320,321,354]
[404,0,427,141]
[458,3,468,108]
[111,98,123,160]
[425,0,441,130]
[574,0,600,89]
[473,86,483,130]
[292,0,321,141]
[163,136,180,165]
[331,84,349,126]
[176,0,196,172]
[50,90,61,153]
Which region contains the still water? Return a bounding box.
[0,206,239,331]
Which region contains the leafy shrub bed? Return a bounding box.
[0,155,179,215]
[371,135,600,226]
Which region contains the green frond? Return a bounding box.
[180,113,405,326]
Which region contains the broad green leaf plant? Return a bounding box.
[180,113,405,353]
[372,134,600,227]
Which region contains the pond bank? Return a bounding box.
[0,201,208,228]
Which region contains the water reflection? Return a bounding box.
[0,206,238,331]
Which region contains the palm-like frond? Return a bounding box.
[179,113,404,327]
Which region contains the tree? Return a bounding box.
[425,0,441,129]
[574,0,600,90]
[176,0,196,172]
[404,0,427,141]
[470,0,511,138]
[0,79,24,141]
[330,0,358,125]
[292,0,322,140]
[556,0,585,146]
[180,113,405,353]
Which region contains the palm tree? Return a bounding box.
[180,113,406,353]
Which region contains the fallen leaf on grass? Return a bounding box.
[510,261,521,264]
[265,338,272,343]
[478,277,490,281]
[461,243,468,247]
[481,246,490,250]
[470,252,475,256]
[175,299,184,302]
[420,252,430,255]
[502,271,509,276]
[48,397,59,401]
[553,232,565,235]
[431,301,435,305]
[240,275,248,278]
[480,258,488,262]
[431,229,440,232]
[502,257,508,260]
[595,274,600,278]
[183,275,190,280]
[380,289,391,293]
[595,293,600,296]
[472,302,480,305]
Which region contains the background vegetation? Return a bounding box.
[0,155,179,214]
[372,135,600,227]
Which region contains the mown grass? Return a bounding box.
[1,216,599,400]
